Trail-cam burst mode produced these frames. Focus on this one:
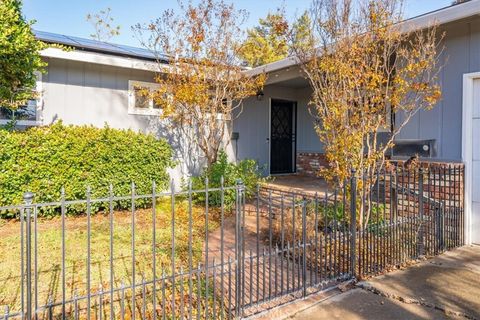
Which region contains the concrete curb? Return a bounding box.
[246,280,355,320]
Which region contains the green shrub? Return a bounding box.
[190,151,266,209]
[0,122,174,217]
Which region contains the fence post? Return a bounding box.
[301,197,307,298]
[438,203,445,252]
[349,170,357,279]
[235,179,244,318]
[23,192,34,320]
[418,169,425,258]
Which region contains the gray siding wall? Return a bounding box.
[296,87,324,153]
[41,58,206,183]
[396,17,480,160]
[43,58,157,130]
[42,58,325,178]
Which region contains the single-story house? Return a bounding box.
[1,0,479,243]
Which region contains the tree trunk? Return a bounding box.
[206,152,218,168]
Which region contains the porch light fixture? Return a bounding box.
[256,90,265,101]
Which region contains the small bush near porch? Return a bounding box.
[191,151,267,209]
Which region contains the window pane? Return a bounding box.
[0,101,36,121]
[134,87,150,109]
[15,101,37,121]
[0,107,14,120]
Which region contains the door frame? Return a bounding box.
[268,98,297,175]
[462,71,480,245]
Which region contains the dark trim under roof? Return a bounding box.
[34,30,169,63]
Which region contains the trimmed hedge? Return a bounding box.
[0,122,174,217]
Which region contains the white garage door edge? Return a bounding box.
[462,72,480,245]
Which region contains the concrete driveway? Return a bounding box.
[295,288,456,320]
[275,245,480,320]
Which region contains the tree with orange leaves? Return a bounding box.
[293,0,443,228]
[135,0,265,167]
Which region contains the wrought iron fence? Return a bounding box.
[0,165,464,319]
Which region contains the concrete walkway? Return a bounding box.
[267,245,480,320]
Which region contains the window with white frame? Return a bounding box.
[128,80,163,115]
[0,72,43,125]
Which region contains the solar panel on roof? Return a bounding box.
[34,29,168,62]
[116,44,168,60]
[111,44,153,58]
[65,35,134,55]
[34,30,82,47]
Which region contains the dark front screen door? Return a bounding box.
[270,100,296,174]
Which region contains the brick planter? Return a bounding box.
[296,152,328,176]
[294,154,464,213]
[386,161,464,209]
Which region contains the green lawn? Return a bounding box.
[0,198,220,317]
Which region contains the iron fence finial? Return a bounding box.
[23,192,34,205]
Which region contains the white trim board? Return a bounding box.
[268,98,272,176]
[41,48,170,73]
[462,72,480,245]
[398,0,480,33]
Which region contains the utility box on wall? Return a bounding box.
[392,139,436,158]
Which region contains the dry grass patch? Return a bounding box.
[0,197,222,315]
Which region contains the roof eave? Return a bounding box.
[245,0,480,76]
